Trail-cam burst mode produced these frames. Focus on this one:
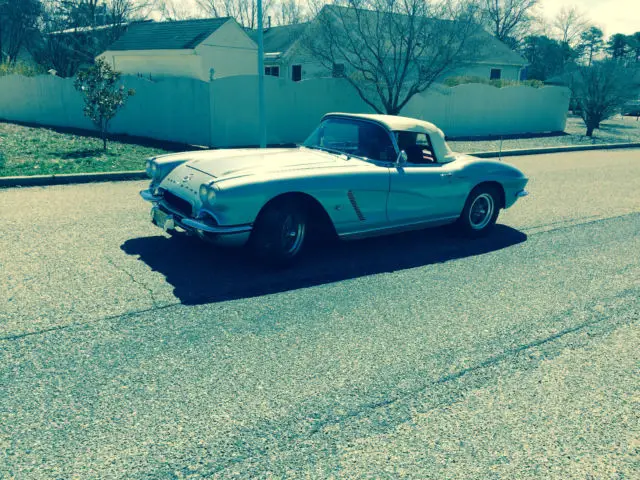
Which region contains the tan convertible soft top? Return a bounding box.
[328,113,441,135]
[323,112,456,163]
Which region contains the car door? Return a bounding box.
[306,117,394,237]
[387,161,468,225]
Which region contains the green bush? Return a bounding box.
[0,151,6,170]
[444,75,544,88]
[0,61,46,77]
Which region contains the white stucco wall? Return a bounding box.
[210,76,374,147]
[209,76,570,147]
[0,74,211,146]
[195,20,258,79]
[0,74,569,148]
[401,83,569,137]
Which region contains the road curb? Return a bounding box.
[472,142,640,158]
[1,142,639,188]
[0,170,147,188]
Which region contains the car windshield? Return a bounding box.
[302,117,397,162]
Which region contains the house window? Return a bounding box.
[490,68,502,80]
[292,65,302,82]
[265,66,279,77]
[332,63,345,78]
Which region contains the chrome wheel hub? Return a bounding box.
[469,193,494,230]
[281,215,305,255]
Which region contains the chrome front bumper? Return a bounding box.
[140,189,252,247]
[140,189,163,202]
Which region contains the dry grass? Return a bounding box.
[2,113,639,177]
[0,122,176,177]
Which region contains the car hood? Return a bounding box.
[183,147,358,181]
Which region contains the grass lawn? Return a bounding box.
[0,122,181,177]
[1,114,639,178]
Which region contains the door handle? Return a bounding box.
[440,172,453,177]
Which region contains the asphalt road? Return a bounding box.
[1,149,639,479]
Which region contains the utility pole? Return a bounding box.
[257,0,267,148]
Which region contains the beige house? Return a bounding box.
[97,18,258,81]
[248,7,527,84]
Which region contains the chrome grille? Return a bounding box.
[163,191,192,217]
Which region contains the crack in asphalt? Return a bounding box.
[522,215,605,232]
[0,303,181,342]
[309,289,640,434]
[0,323,85,343]
[1,213,638,344]
[522,211,639,236]
[104,256,160,308]
[181,287,640,478]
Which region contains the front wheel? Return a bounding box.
[457,186,500,237]
[250,200,307,266]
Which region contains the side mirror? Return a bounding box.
[396,150,408,166]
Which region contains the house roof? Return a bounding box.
[474,30,527,66]
[106,17,231,51]
[246,23,308,54]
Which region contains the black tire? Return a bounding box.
[250,199,307,266]
[457,185,501,237]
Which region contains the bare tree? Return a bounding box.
[302,1,483,115]
[553,5,589,47]
[275,0,307,25]
[196,0,275,29]
[110,0,154,25]
[481,0,537,48]
[32,0,151,76]
[156,0,200,21]
[568,60,637,136]
[0,0,43,64]
[59,0,102,27]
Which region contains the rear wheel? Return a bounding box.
[458,185,500,237]
[250,200,307,266]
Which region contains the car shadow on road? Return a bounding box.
[121,225,527,305]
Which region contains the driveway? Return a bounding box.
[1,149,639,478]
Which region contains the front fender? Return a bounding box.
[211,171,389,231]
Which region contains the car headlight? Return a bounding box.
[199,184,216,206]
[147,158,188,185]
[145,159,157,179]
[199,185,208,201]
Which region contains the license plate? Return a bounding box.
[153,208,175,232]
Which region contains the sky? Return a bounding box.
[159,0,639,37]
[538,0,639,36]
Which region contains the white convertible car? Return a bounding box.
[140,113,529,265]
